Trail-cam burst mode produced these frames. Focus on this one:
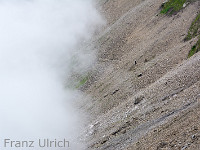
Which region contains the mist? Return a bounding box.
[0,0,103,149]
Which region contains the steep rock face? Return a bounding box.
[82,0,200,149]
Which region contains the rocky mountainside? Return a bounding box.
[81,0,200,149]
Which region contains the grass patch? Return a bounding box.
[160,0,186,14]
[184,12,200,57]
[65,74,89,89]
[188,38,200,58]
[185,12,200,41]
[75,75,89,89]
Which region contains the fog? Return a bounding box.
[0,0,103,149]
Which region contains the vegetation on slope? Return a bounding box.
[160,0,186,14]
[188,39,200,58]
[160,0,198,15]
[184,12,200,41]
[185,12,200,57]
[65,74,89,89]
[75,75,89,89]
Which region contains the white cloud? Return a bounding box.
[0,0,103,149]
